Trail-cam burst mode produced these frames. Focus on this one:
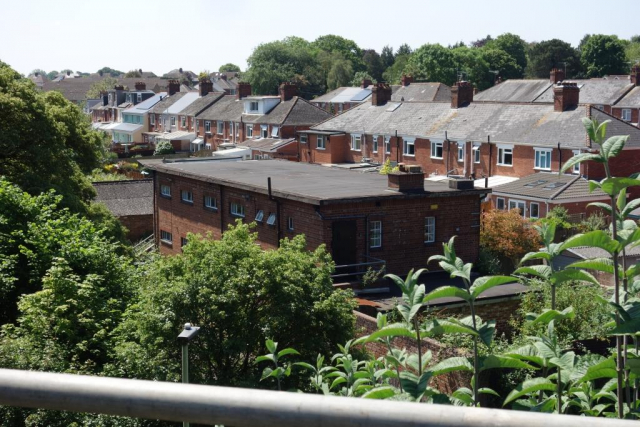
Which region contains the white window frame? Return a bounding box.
[457,143,464,162]
[571,150,581,174]
[622,109,632,122]
[497,144,513,167]
[369,220,382,248]
[181,116,186,128]
[508,199,526,216]
[404,137,416,156]
[430,140,443,159]
[246,125,253,138]
[160,184,171,197]
[496,197,506,210]
[250,101,259,112]
[317,135,325,150]
[137,93,142,102]
[195,119,199,131]
[287,217,294,231]
[181,190,193,203]
[424,217,436,244]
[231,202,245,217]
[205,121,211,134]
[473,143,480,164]
[530,202,540,219]
[229,122,234,140]
[351,134,362,151]
[255,210,264,222]
[534,148,552,171]
[373,135,379,153]
[204,195,217,210]
[271,125,280,138]
[235,123,240,138]
[300,134,308,144]
[150,114,155,125]
[266,213,277,226]
[385,136,391,154]
[217,121,224,135]
[260,125,268,138]
[160,230,173,244]
[170,116,176,127]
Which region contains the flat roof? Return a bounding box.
[141,159,489,205]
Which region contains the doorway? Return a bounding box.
[331,220,357,266]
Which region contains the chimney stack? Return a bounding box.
[401,75,414,87]
[236,82,252,99]
[279,82,298,101]
[168,80,180,96]
[361,78,372,88]
[199,78,213,97]
[550,68,565,84]
[451,81,474,109]
[371,82,392,106]
[135,81,146,91]
[388,164,425,192]
[114,85,124,91]
[631,65,640,86]
[553,82,580,112]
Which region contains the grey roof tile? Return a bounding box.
[535,77,634,105]
[474,80,552,103]
[93,180,153,216]
[391,83,451,102]
[491,172,607,201]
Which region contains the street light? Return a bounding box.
[177,323,200,427]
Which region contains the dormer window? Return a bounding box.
[250,101,259,112]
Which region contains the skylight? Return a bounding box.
[543,182,565,189]
[386,103,401,112]
[524,180,548,188]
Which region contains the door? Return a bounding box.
[332,221,357,266]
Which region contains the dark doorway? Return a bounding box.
[332,220,357,266]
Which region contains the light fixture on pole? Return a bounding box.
[177,323,200,427]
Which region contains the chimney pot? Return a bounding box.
[550,67,565,84]
[168,79,180,96]
[199,78,213,97]
[279,82,298,101]
[553,82,580,112]
[361,78,372,88]
[387,167,425,192]
[236,82,252,99]
[135,81,146,91]
[451,81,474,108]
[371,82,392,106]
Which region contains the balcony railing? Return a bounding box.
[0,368,633,427]
[331,255,385,281]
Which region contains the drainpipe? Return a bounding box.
[557,143,562,172]
[268,177,281,248]
[395,130,399,163]
[487,135,492,178]
[445,131,450,177]
[219,185,224,233]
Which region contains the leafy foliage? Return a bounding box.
[480,209,540,271]
[580,34,628,77]
[153,140,174,155]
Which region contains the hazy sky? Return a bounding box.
[1,0,638,76]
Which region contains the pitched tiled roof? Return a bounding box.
[391,83,451,102]
[92,180,153,216]
[566,245,640,259]
[238,138,296,152]
[491,172,607,201]
[474,80,552,103]
[311,86,372,104]
[535,77,633,105]
[149,92,188,114]
[615,86,640,108]
[278,97,332,126]
[196,96,244,121]
[179,92,225,117]
[42,77,169,102]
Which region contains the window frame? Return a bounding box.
[300,134,308,144]
[508,199,526,217]
[317,135,325,150]
[230,202,245,217]
[217,121,224,135]
[160,184,171,198]
[473,143,480,164]
[424,217,436,244]
[622,109,632,122]
[160,230,173,245]
[205,121,211,134]
[180,237,188,248]
[271,125,280,138]
[266,213,277,226]
[260,125,268,138]
[180,190,193,204]
[287,217,294,231]
[255,210,264,222]
[385,136,391,154]
[430,140,443,159]
[496,197,506,210]
[246,125,253,138]
[571,150,581,174]
[369,220,382,249]
[530,202,540,219]
[181,116,186,128]
[150,114,155,125]
[373,135,379,153]
[403,137,416,157]
[203,195,217,210]
[497,144,514,167]
[170,116,176,127]
[249,101,259,112]
[534,148,552,171]
[351,134,362,152]
[458,143,464,162]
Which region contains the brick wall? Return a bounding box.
[426,297,522,336]
[489,195,609,220]
[120,214,153,242]
[611,107,639,126]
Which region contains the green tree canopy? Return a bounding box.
[30,69,47,77]
[219,63,241,72]
[526,39,581,79]
[311,34,364,71]
[381,45,395,70]
[404,44,457,85]
[382,54,410,85]
[452,46,492,90]
[350,71,375,87]
[480,48,522,81]
[124,70,141,78]
[110,222,356,387]
[485,33,528,76]
[86,76,119,98]
[326,56,354,90]
[46,70,58,80]
[396,43,412,57]
[362,49,384,81]
[580,34,628,77]
[97,66,123,77]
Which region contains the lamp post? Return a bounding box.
[177,323,200,427]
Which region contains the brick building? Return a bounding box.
[141,159,489,277]
[93,180,154,241]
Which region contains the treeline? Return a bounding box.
[244,33,640,97]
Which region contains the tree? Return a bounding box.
[46,70,58,80]
[526,39,581,79]
[97,66,123,77]
[382,54,410,85]
[86,76,119,98]
[219,63,241,72]
[452,46,492,90]
[30,69,47,77]
[327,57,354,90]
[153,140,174,155]
[362,49,384,81]
[480,48,522,81]
[485,33,527,77]
[311,34,364,71]
[471,35,493,48]
[480,209,540,271]
[110,222,356,388]
[396,43,412,57]
[124,70,141,78]
[404,44,457,85]
[580,35,628,77]
[381,45,395,70]
[349,71,375,87]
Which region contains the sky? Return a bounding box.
[1,0,638,76]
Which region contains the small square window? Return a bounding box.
[430,141,443,159]
[498,146,513,166]
[496,197,506,210]
[204,195,217,210]
[255,210,264,222]
[404,138,415,156]
[622,109,632,122]
[300,134,308,144]
[181,190,193,203]
[160,230,173,244]
[317,135,325,150]
[250,101,259,112]
[424,217,435,243]
[160,184,171,197]
[231,203,245,217]
[266,213,277,226]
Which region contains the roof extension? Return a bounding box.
[93,180,153,216]
[491,172,608,201]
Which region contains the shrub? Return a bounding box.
[153,140,174,155]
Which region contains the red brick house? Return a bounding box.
[141,159,488,277]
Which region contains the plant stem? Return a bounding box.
[415,317,423,377]
[385,340,403,393]
[469,299,479,407]
[622,249,631,408]
[557,367,562,414]
[610,195,624,418]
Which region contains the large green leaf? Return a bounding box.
[601,135,629,159]
[265,339,277,354]
[362,386,396,399]
[503,377,556,406]
[550,269,599,286]
[423,318,479,337]
[549,351,575,371]
[277,348,300,358]
[578,357,617,383]
[505,345,545,368]
[519,251,551,264]
[428,357,473,376]
[514,265,552,280]
[566,258,615,274]
[560,230,619,254]
[560,153,603,174]
[477,320,496,347]
[529,307,575,326]
[600,177,640,197]
[609,317,640,336]
[400,371,432,400]
[622,198,640,219]
[587,202,613,215]
[470,275,515,298]
[365,324,416,341]
[479,355,535,372]
[422,286,470,304]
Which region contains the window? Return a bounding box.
[160,185,171,197]
[530,202,540,219]
[508,199,526,217]
[385,136,391,154]
[404,138,415,156]
[430,140,443,159]
[205,121,211,133]
[317,135,325,150]
[424,217,435,243]
[458,143,464,162]
[250,101,259,112]
[373,135,379,153]
[150,114,155,125]
[215,121,223,135]
[255,210,264,222]
[338,104,343,113]
[231,203,245,217]
[572,150,581,174]
[195,119,199,130]
[229,122,234,140]
[288,217,294,231]
[246,125,253,138]
[137,93,142,102]
[160,230,173,244]
[181,190,193,203]
[351,134,362,151]
[266,213,277,226]
[498,145,513,166]
[534,148,552,170]
[181,116,186,128]
[271,126,280,138]
[473,143,480,163]
[261,125,268,138]
[369,220,382,248]
[235,123,240,138]
[622,109,632,122]
[170,116,176,127]
[162,117,167,128]
[204,195,217,210]
[181,237,188,248]
[496,197,506,210]
[300,134,308,144]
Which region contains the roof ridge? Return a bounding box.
[279,96,299,125]
[549,174,581,200]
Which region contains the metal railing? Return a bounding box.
[0,369,633,427]
[331,256,385,281]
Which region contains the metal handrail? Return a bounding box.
[0,369,633,427]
